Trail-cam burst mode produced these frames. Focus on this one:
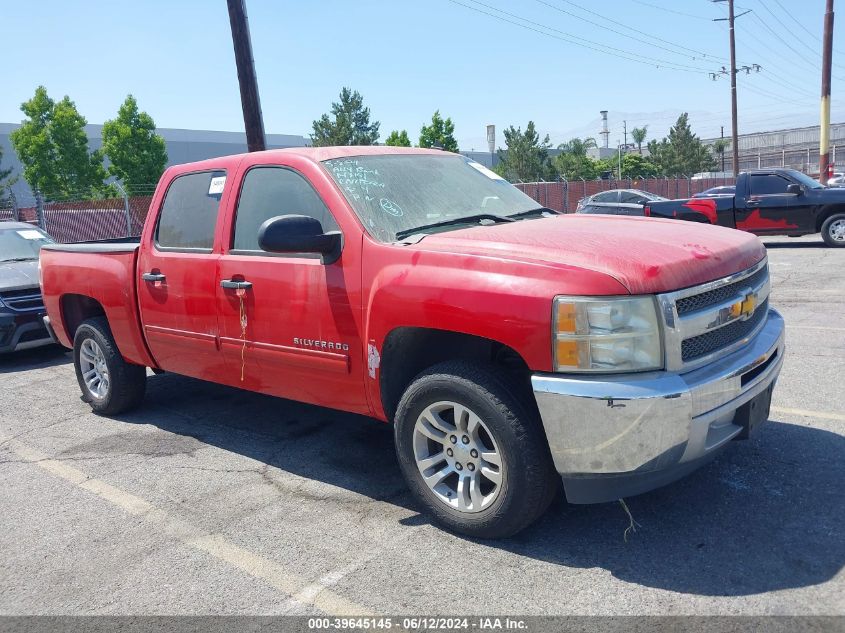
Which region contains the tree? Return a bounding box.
[418,110,458,152]
[101,95,168,195]
[631,126,648,155]
[553,137,600,179]
[620,153,659,178]
[495,121,554,182]
[557,137,596,157]
[385,130,412,147]
[10,86,106,199]
[712,138,729,173]
[311,87,380,146]
[0,145,14,207]
[647,113,715,177]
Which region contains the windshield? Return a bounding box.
[322,154,544,242]
[0,226,53,262]
[785,169,824,189]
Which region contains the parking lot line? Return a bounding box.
[771,406,845,422]
[0,434,373,616]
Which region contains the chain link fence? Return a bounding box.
[514,176,736,213]
[2,184,157,243]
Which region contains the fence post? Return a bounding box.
[35,190,45,229]
[114,181,132,236]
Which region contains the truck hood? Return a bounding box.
[0,259,40,292]
[413,214,766,294]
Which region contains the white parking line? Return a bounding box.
[771,406,845,422]
[1,435,373,616]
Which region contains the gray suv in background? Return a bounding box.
[0,222,54,354]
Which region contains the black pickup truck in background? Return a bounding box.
[643,168,845,247]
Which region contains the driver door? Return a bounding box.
[738,173,806,233]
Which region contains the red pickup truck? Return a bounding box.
[40,147,785,537]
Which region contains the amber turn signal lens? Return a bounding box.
[555,302,577,333]
[555,339,580,368]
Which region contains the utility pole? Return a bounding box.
[227,0,266,152]
[727,0,739,177]
[820,0,835,184]
[623,120,628,153]
[712,0,754,176]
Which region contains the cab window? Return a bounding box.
[156,170,225,251]
[750,174,791,196]
[232,167,339,254]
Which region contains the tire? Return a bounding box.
[73,317,146,415]
[394,361,559,538]
[821,213,845,247]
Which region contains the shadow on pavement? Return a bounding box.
[116,373,843,598]
[0,345,70,373]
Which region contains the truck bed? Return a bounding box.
[40,239,155,367]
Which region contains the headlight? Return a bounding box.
[553,296,663,373]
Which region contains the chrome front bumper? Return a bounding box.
[531,308,785,504]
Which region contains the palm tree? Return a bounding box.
[713,139,729,172]
[558,137,597,157]
[631,126,648,155]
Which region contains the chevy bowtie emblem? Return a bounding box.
[729,291,758,320]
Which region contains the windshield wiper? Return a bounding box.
[0,257,37,263]
[507,207,560,219]
[395,214,515,241]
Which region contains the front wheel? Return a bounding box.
[821,213,845,247]
[73,317,146,415]
[394,361,558,538]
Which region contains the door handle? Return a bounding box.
[220,279,253,290]
[746,199,760,207]
[142,272,166,283]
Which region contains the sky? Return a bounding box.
[3,0,844,151]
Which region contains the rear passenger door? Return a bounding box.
[137,170,227,380]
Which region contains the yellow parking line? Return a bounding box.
[2,436,372,616]
[771,406,845,422]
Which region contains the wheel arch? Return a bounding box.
[60,294,107,343]
[816,205,845,232]
[379,326,534,424]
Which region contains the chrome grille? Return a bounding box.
[658,259,771,372]
[681,298,769,361]
[676,265,768,315]
[0,288,45,312]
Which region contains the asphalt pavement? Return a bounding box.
[0,234,842,616]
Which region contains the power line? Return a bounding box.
[630,0,713,21]
[755,0,819,58]
[771,0,821,42]
[537,0,732,63]
[447,0,711,73]
[749,10,819,70]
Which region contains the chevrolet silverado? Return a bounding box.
[39,147,785,537]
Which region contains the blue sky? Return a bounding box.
[3,0,843,149]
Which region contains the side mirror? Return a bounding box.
[257,214,342,263]
[786,183,802,195]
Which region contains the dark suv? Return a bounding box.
[0,222,54,353]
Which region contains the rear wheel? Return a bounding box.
[73,317,146,415]
[821,213,845,247]
[394,361,558,538]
